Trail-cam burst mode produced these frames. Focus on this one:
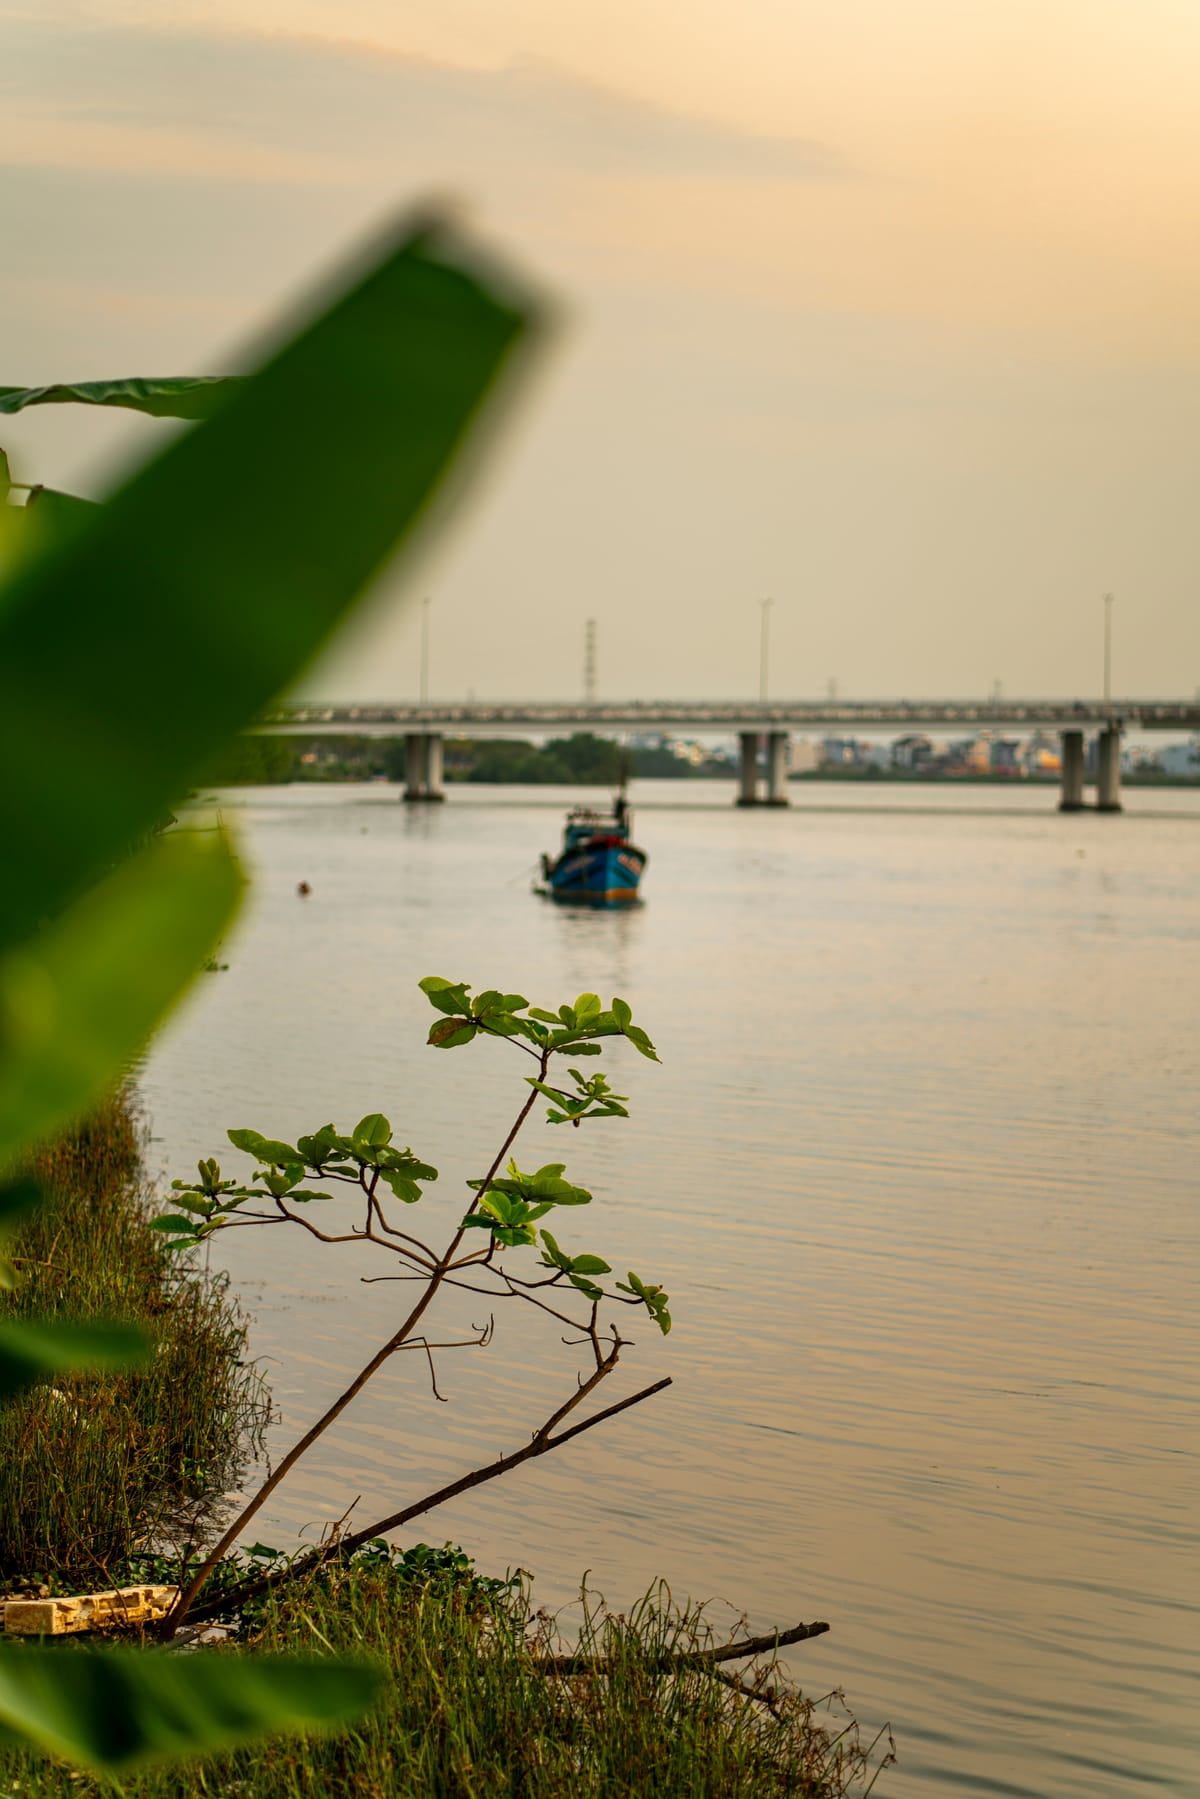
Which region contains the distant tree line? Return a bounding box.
[198,732,734,787]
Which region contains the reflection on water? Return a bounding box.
[144,781,1200,1798]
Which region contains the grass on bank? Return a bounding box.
[0,1090,264,1589]
[0,1548,892,1798]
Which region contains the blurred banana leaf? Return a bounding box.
[0,828,242,1166]
[0,215,535,957]
[0,213,539,1770]
[23,486,99,528]
[0,1319,149,1403]
[0,377,242,421]
[0,1648,383,1769]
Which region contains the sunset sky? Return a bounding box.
[2,1,1197,700]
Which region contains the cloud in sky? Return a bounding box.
[0,7,1197,701]
[1,19,844,185]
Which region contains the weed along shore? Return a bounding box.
[0,1079,891,1797]
[0,1091,264,1592]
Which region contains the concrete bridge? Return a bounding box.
[260,698,1200,812]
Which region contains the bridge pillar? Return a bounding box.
[1096,724,1122,812]
[765,731,790,805]
[736,731,760,806]
[1059,729,1085,811]
[402,731,445,802]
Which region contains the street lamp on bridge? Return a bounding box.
[759,597,773,704]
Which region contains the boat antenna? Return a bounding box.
[615,740,631,835]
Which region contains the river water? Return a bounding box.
[144,781,1199,1797]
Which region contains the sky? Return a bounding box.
[1,0,1197,701]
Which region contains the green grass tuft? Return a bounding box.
[0,1090,266,1588]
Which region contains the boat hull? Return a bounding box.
[543,839,645,906]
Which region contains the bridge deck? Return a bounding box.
[259,699,1200,735]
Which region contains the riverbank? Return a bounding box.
[0,1552,888,1796]
[0,1091,264,1590]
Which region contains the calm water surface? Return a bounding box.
[144,782,1200,1798]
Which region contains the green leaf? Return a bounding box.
[525,1079,569,1104]
[539,1228,568,1268]
[623,1024,660,1062]
[227,1129,302,1166]
[353,1113,393,1148]
[0,447,10,501]
[418,976,473,1016]
[0,376,244,421]
[482,1012,524,1037]
[471,1161,591,1208]
[0,221,535,959]
[617,1270,672,1335]
[568,1273,603,1300]
[161,1194,214,1216]
[0,830,241,1166]
[382,1172,422,1204]
[0,1320,149,1403]
[149,1215,201,1235]
[528,1007,560,1024]
[0,1644,382,1771]
[428,1018,477,1049]
[573,992,601,1020]
[612,997,632,1029]
[570,1254,611,1275]
[296,1125,351,1165]
[260,1168,304,1198]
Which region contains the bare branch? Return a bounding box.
[186,1374,672,1624]
[400,1321,495,1401]
[264,1197,436,1270]
[538,1618,830,1675]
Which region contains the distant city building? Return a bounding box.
[821,736,861,767]
[891,734,934,770]
[790,738,821,773]
[962,734,992,774]
[1021,731,1061,776]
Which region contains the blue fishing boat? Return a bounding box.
[538,794,647,905]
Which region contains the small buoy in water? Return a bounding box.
[297,881,311,897]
